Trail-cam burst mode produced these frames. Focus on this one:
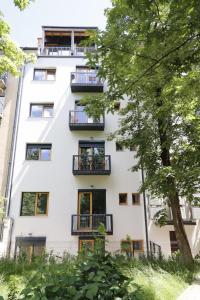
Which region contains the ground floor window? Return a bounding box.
[121,239,144,256]
[79,237,105,254]
[15,237,46,262]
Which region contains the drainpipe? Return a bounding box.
[141,165,149,256]
[4,64,26,255]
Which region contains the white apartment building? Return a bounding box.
[0,26,200,260]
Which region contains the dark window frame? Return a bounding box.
[116,142,124,152]
[33,69,56,81]
[30,103,54,118]
[132,193,140,205]
[119,193,128,205]
[26,144,52,161]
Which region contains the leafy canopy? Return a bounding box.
[85,0,200,203]
[0,1,35,76]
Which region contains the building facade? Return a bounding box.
[0,26,200,259]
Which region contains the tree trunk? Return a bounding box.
[156,88,193,265]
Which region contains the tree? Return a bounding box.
[85,0,200,264]
[0,0,35,76]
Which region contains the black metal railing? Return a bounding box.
[69,111,104,130]
[73,155,111,175]
[149,241,161,258]
[71,214,113,235]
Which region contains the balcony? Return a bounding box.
[73,155,111,175]
[70,72,103,92]
[69,111,104,130]
[71,214,113,235]
[149,205,197,225]
[40,46,95,56]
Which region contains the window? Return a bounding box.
[116,142,124,151]
[33,69,56,81]
[26,144,51,161]
[132,193,140,205]
[121,240,143,256]
[119,193,128,205]
[15,237,46,262]
[79,239,94,254]
[129,144,137,151]
[169,231,179,253]
[114,101,120,110]
[30,104,53,118]
[132,240,143,252]
[20,192,49,216]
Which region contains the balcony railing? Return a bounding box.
[149,241,161,258]
[70,72,103,92]
[73,155,111,175]
[69,111,104,130]
[71,214,113,235]
[40,46,96,56]
[148,205,197,225]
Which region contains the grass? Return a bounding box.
[0,254,199,300]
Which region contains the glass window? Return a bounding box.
[119,193,128,205]
[30,104,53,118]
[21,192,48,216]
[132,193,140,205]
[26,144,51,161]
[33,69,56,81]
[79,239,94,254]
[34,70,46,81]
[43,105,53,117]
[36,193,48,215]
[40,148,51,161]
[30,105,43,117]
[116,142,124,151]
[132,240,143,251]
[26,146,40,160]
[21,193,35,216]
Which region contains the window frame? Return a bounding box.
[119,193,128,205]
[121,239,144,254]
[20,192,49,216]
[29,103,54,118]
[33,69,56,81]
[116,142,124,152]
[26,144,52,161]
[132,193,140,205]
[79,239,95,253]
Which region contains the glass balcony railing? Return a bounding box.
[70,72,103,92]
[69,110,104,130]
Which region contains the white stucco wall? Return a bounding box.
[8,56,146,256]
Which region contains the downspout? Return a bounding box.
[5,64,26,255]
[141,165,149,256]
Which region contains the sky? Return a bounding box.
[0,0,111,47]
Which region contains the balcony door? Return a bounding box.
[78,190,106,231]
[79,142,105,171]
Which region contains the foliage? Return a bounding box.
[84,0,200,262]
[14,0,34,10]
[0,1,35,77]
[0,252,199,300]
[153,208,168,227]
